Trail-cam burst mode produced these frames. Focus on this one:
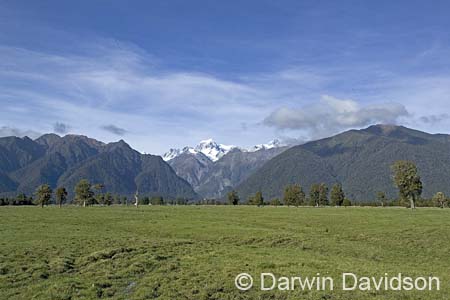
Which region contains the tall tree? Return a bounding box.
[55,187,68,208]
[432,192,447,209]
[391,161,422,209]
[283,184,305,206]
[93,184,105,205]
[35,184,52,208]
[75,179,94,207]
[227,190,240,206]
[310,184,321,207]
[330,184,345,206]
[318,183,329,206]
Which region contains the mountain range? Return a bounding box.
[236,124,450,201]
[2,125,450,203]
[163,139,288,198]
[0,134,196,200]
[162,138,285,161]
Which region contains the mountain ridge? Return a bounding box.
[236,124,450,201]
[0,134,197,200]
[163,138,288,162]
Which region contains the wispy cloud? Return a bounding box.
[1,40,450,153]
[419,114,450,125]
[53,122,70,134]
[101,124,127,136]
[0,126,41,139]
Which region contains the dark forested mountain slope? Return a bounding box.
[0,135,197,200]
[237,125,450,201]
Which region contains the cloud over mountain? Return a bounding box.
[53,122,70,134]
[0,126,41,139]
[263,95,409,139]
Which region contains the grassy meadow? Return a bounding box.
[1,206,450,299]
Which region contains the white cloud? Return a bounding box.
[264,95,409,139]
[0,43,277,153]
[2,40,450,153]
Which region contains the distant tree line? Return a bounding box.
[2,160,450,209]
[0,178,188,207]
[226,182,351,207]
[225,160,449,209]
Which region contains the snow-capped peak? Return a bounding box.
[163,138,286,161]
[163,139,237,162]
[162,148,183,161]
[194,139,236,161]
[248,139,286,152]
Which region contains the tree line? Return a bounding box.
[227,160,450,209]
[227,182,350,207]
[0,178,185,207]
[1,160,450,208]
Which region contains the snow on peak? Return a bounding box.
[163,139,237,162]
[194,139,236,161]
[163,138,286,161]
[162,148,182,161]
[246,139,286,152]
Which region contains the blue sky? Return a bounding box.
[2,0,450,154]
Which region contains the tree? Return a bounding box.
[391,161,422,209]
[113,194,121,205]
[270,198,281,206]
[16,193,29,205]
[310,184,321,207]
[150,196,164,205]
[55,187,68,208]
[104,193,113,206]
[74,179,94,207]
[283,184,305,206]
[318,183,329,206]
[376,191,388,207]
[432,192,447,209]
[95,193,105,205]
[330,184,345,206]
[249,191,264,206]
[93,184,105,205]
[141,196,150,205]
[35,184,52,208]
[227,190,240,205]
[343,198,352,207]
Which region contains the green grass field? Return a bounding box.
[1,206,450,299]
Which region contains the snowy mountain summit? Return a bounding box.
[163,138,286,162]
[162,139,237,162]
[247,139,285,152]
